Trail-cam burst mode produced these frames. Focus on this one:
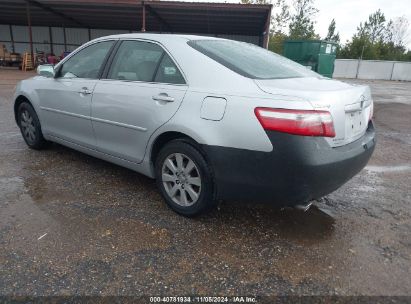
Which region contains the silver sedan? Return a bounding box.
[14,34,375,216]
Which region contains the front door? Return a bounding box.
[38,40,115,148]
[91,40,188,163]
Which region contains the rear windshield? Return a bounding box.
[188,39,318,80]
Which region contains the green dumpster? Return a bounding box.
[283,40,338,78]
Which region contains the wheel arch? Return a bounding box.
[150,131,201,166]
[14,95,33,124]
[151,130,218,215]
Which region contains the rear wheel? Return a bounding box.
[155,140,216,216]
[17,102,49,150]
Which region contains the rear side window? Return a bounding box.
[108,40,185,84]
[59,41,114,79]
[154,54,185,84]
[188,40,318,80]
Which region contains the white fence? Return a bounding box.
[333,59,411,81]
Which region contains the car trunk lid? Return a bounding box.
[254,77,372,147]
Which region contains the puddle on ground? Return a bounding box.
[209,200,336,247]
[0,176,24,199]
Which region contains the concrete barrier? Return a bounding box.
[357,60,394,80]
[391,62,411,81]
[333,59,358,78]
[333,59,411,81]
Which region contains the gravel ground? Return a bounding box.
[0,69,410,298]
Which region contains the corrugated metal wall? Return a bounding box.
[90,29,129,39]
[333,59,411,81]
[0,24,10,40]
[51,27,64,55]
[0,24,12,51]
[0,24,131,55]
[65,28,88,46]
[217,34,260,45]
[0,24,261,56]
[172,32,261,45]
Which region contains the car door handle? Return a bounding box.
[78,87,92,95]
[152,94,174,102]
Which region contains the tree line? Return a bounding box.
[241,0,411,61]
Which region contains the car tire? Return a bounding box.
[155,139,216,216]
[17,102,49,150]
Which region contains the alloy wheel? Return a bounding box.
[161,153,202,206]
[20,109,36,143]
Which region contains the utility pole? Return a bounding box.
[26,1,34,67]
[356,44,365,79]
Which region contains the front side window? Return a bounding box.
[59,41,114,79]
[188,39,318,80]
[108,40,185,84]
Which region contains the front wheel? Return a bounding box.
[155,140,216,216]
[17,102,49,150]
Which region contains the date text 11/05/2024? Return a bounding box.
[149,296,257,303]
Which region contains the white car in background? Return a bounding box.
[14,34,375,216]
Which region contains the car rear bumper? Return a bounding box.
[202,121,376,206]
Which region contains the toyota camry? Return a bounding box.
[14,34,375,216]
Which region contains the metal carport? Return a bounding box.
[0,0,272,64]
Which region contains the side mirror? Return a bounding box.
[37,64,55,78]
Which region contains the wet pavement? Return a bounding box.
[0,69,410,297]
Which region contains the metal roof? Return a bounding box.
[0,0,272,36]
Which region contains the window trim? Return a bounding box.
[55,39,119,80]
[152,52,166,82]
[100,39,122,79]
[101,38,188,86]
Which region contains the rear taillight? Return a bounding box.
[254,107,336,137]
[369,103,374,121]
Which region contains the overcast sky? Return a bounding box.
[314,0,411,48]
[180,0,411,49]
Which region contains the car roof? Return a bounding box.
[93,33,223,44]
[59,32,261,95]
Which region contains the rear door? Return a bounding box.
[38,40,115,148]
[91,40,188,163]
